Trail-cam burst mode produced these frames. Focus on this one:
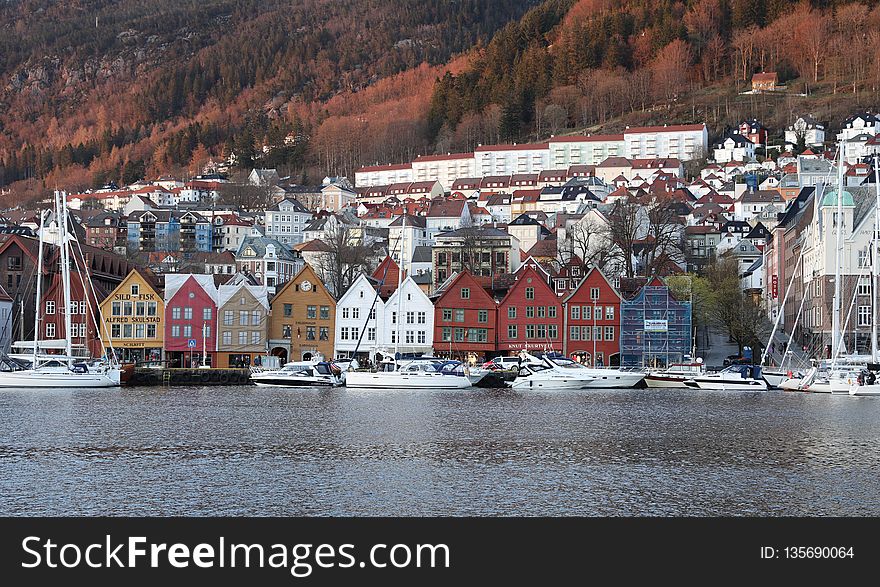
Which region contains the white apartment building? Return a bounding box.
[412,153,476,190]
[623,124,708,161]
[474,143,550,177]
[264,198,312,245]
[548,134,625,168]
[355,163,414,188]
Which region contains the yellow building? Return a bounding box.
[99,268,164,363]
[268,264,336,363]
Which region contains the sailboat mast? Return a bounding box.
[32,209,47,365]
[872,154,879,362]
[831,144,844,368]
[394,214,405,359]
[61,191,75,364]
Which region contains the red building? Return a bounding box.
[562,267,622,366]
[497,264,563,355]
[163,274,218,367]
[40,273,105,358]
[432,270,498,360]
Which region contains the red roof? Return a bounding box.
[413,152,472,162]
[548,134,624,143]
[358,162,413,172]
[475,142,549,152]
[624,124,705,134]
[427,199,466,217]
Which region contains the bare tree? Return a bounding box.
[313,221,375,299]
[604,197,642,278]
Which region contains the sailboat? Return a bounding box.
[0,191,121,387]
[849,154,880,397]
[345,214,471,389]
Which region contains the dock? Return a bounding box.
[128,368,251,386]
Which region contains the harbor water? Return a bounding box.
[2,385,879,516]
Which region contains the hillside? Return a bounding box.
[0,0,541,200]
[2,0,880,204]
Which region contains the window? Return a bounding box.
[183,325,192,337]
[438,253,447,265]
[525,287,534,300]
[46,323,55,338]
[352,308,360,320]
[537,324,546,338]
[224,311,233,326]
[406,311,414,324]
[508,307,517,319]
[478,310,488,323]
[252,310,261,325]
[223,332,232,345]
[367,327,376,341]
[582,326,591,340]
[321,306,330,320]
[135,324,145,339]
[342,308,349,319]
[131,284,139,296]
[237,311,248,326]
[46,301,55,314]
[461,288,470,300]
[537,306,545,318]
[858,249,869,268]
[595,307,602,320]
[858,306,871,326]
[80,300,87,315]
[239,332,248,345]
[548,306,557,319]
[605,326,615,341]
[858,278,871,296]
[441,327,452,342]
[548,325,558,339]
[111,324,121,338]
[571,306,580,320]
[283,304,292,317]
[172,325,180,337]
[306,327,315,341]
[606,306,614,320]
[147,324,156,338]
[405,331,415,344]
[184,307,192,320]
[391,312,397,324]
[340,327,349,341]
[590,288,600,300]
[526,306,534,318]
[815,279,821,297]
[320,327,329,341]
[282,325,291,339]
[124,302,133,316]
[454,328,465,342]
[526,324,535,338]
[172,307,181,320]
[148,302,157,316]
[418,331,426,344]
[454,309,465,322]
[594,326,601,340]
[442,309,452,322]
[111,301,120,316]
[570,326,580,340]
[417,311,426,324]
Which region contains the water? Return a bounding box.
[1,385,879,516]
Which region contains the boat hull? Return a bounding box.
[345,371,471,389]
[850,384,880,396]
[684,378,768,391]
[580,371,645,388]
[0,369,120,388]
[251,377,336,387]
[643,374,693,388]
[510,377,596,390]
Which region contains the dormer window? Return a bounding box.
[131,284,139,296]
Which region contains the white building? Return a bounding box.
[785,115,826,148]
[425,199,471,238]
[412,153,475,189]
[384,276,435,355]
[548,134,625,168]
[623,124,708,161]
[265,198,312,245]
[234,236,303,292]
[355,163,414,188]
[389,214,431,268]
[474,143,550,177]
[0,285,12,352]
[333,274,384,358]
[713,134,755,163]
[836,112,879,142]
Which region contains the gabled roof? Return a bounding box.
[164,274,219,304]
[388,214,427,228]
[411,245,433,264]
[432,270,498,305]
[427,199,467,218]
[562,267,622,304]
[217,282,270,310]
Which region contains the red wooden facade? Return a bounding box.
[433,270,498,359]
[497,264,563,354]
[40,273,104,358]
[562,267,622,366]
[164,275,218,367]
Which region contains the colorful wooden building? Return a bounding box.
[215,282,270,368]
[562,267,622,366]
[163,274,218,367]
[432,270,498,360]
[497,264,563,355]
[267,264,336,363]
[99,268,164,363]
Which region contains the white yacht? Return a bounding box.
[251,361,343,387]
[345,358,472,389]
[683,364,768,391]
[0,192,121,388]
[521,353,645,388]
[510,362,596,390]
[644,362,705,388]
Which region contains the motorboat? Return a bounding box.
[644,362,705,388]
[344,357,472,389]
[682,364,768,391]
[251,361,343,387]
[847,365,880,396]
[510,362,596,390]
[520,352,645,388]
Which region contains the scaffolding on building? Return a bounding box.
[620,282,692,368]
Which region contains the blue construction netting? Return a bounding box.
[620,283,692,368]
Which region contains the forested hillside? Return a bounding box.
[2,0,880,204]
